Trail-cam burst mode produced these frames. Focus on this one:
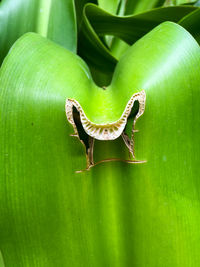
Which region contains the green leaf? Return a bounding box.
[0,0,76,63]
[179,8,200,43]
[108,0,166,61]
[164,0,197,5]
[0,251,5,267]
[0,22,200,266]
[74,0,97,31]
[98,0,120,14]
[124,0,165,15]
[78,4,197,79]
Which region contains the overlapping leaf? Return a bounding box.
[179,8,200,42]
[0,21,200,266]
[78,4,197,82]
[0,0,76,63]
[0,0,200,266]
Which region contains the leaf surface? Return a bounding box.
[124,0,165,15]
[0,0,76,63]
[0,22,200,266]
[97,0,120,14]
[179,8,200,43]
[78,4,197,78]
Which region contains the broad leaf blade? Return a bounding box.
[0,0,76,63]
[179,8,200,43]
[0,23,200,266]
[98,0,120,14]
[164,0,197,5]
[74,0,97,31]
[125,0,165,15]
[0,251,5,267]
[102,0,166,60]
[78,4,197,78]
[0,32,132,266]
[0,34,92,266]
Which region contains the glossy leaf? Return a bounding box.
[96,0,165,16]
[78,4,197,79]
[0,22,200,266]
[0,0,76,63]
[98,0,120,14]
[74,0,97,31]
[164,0,197,5]
[109,0,166,61]
[0,251,5,267]
[124,0,165,15]
[179,8,200,43]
